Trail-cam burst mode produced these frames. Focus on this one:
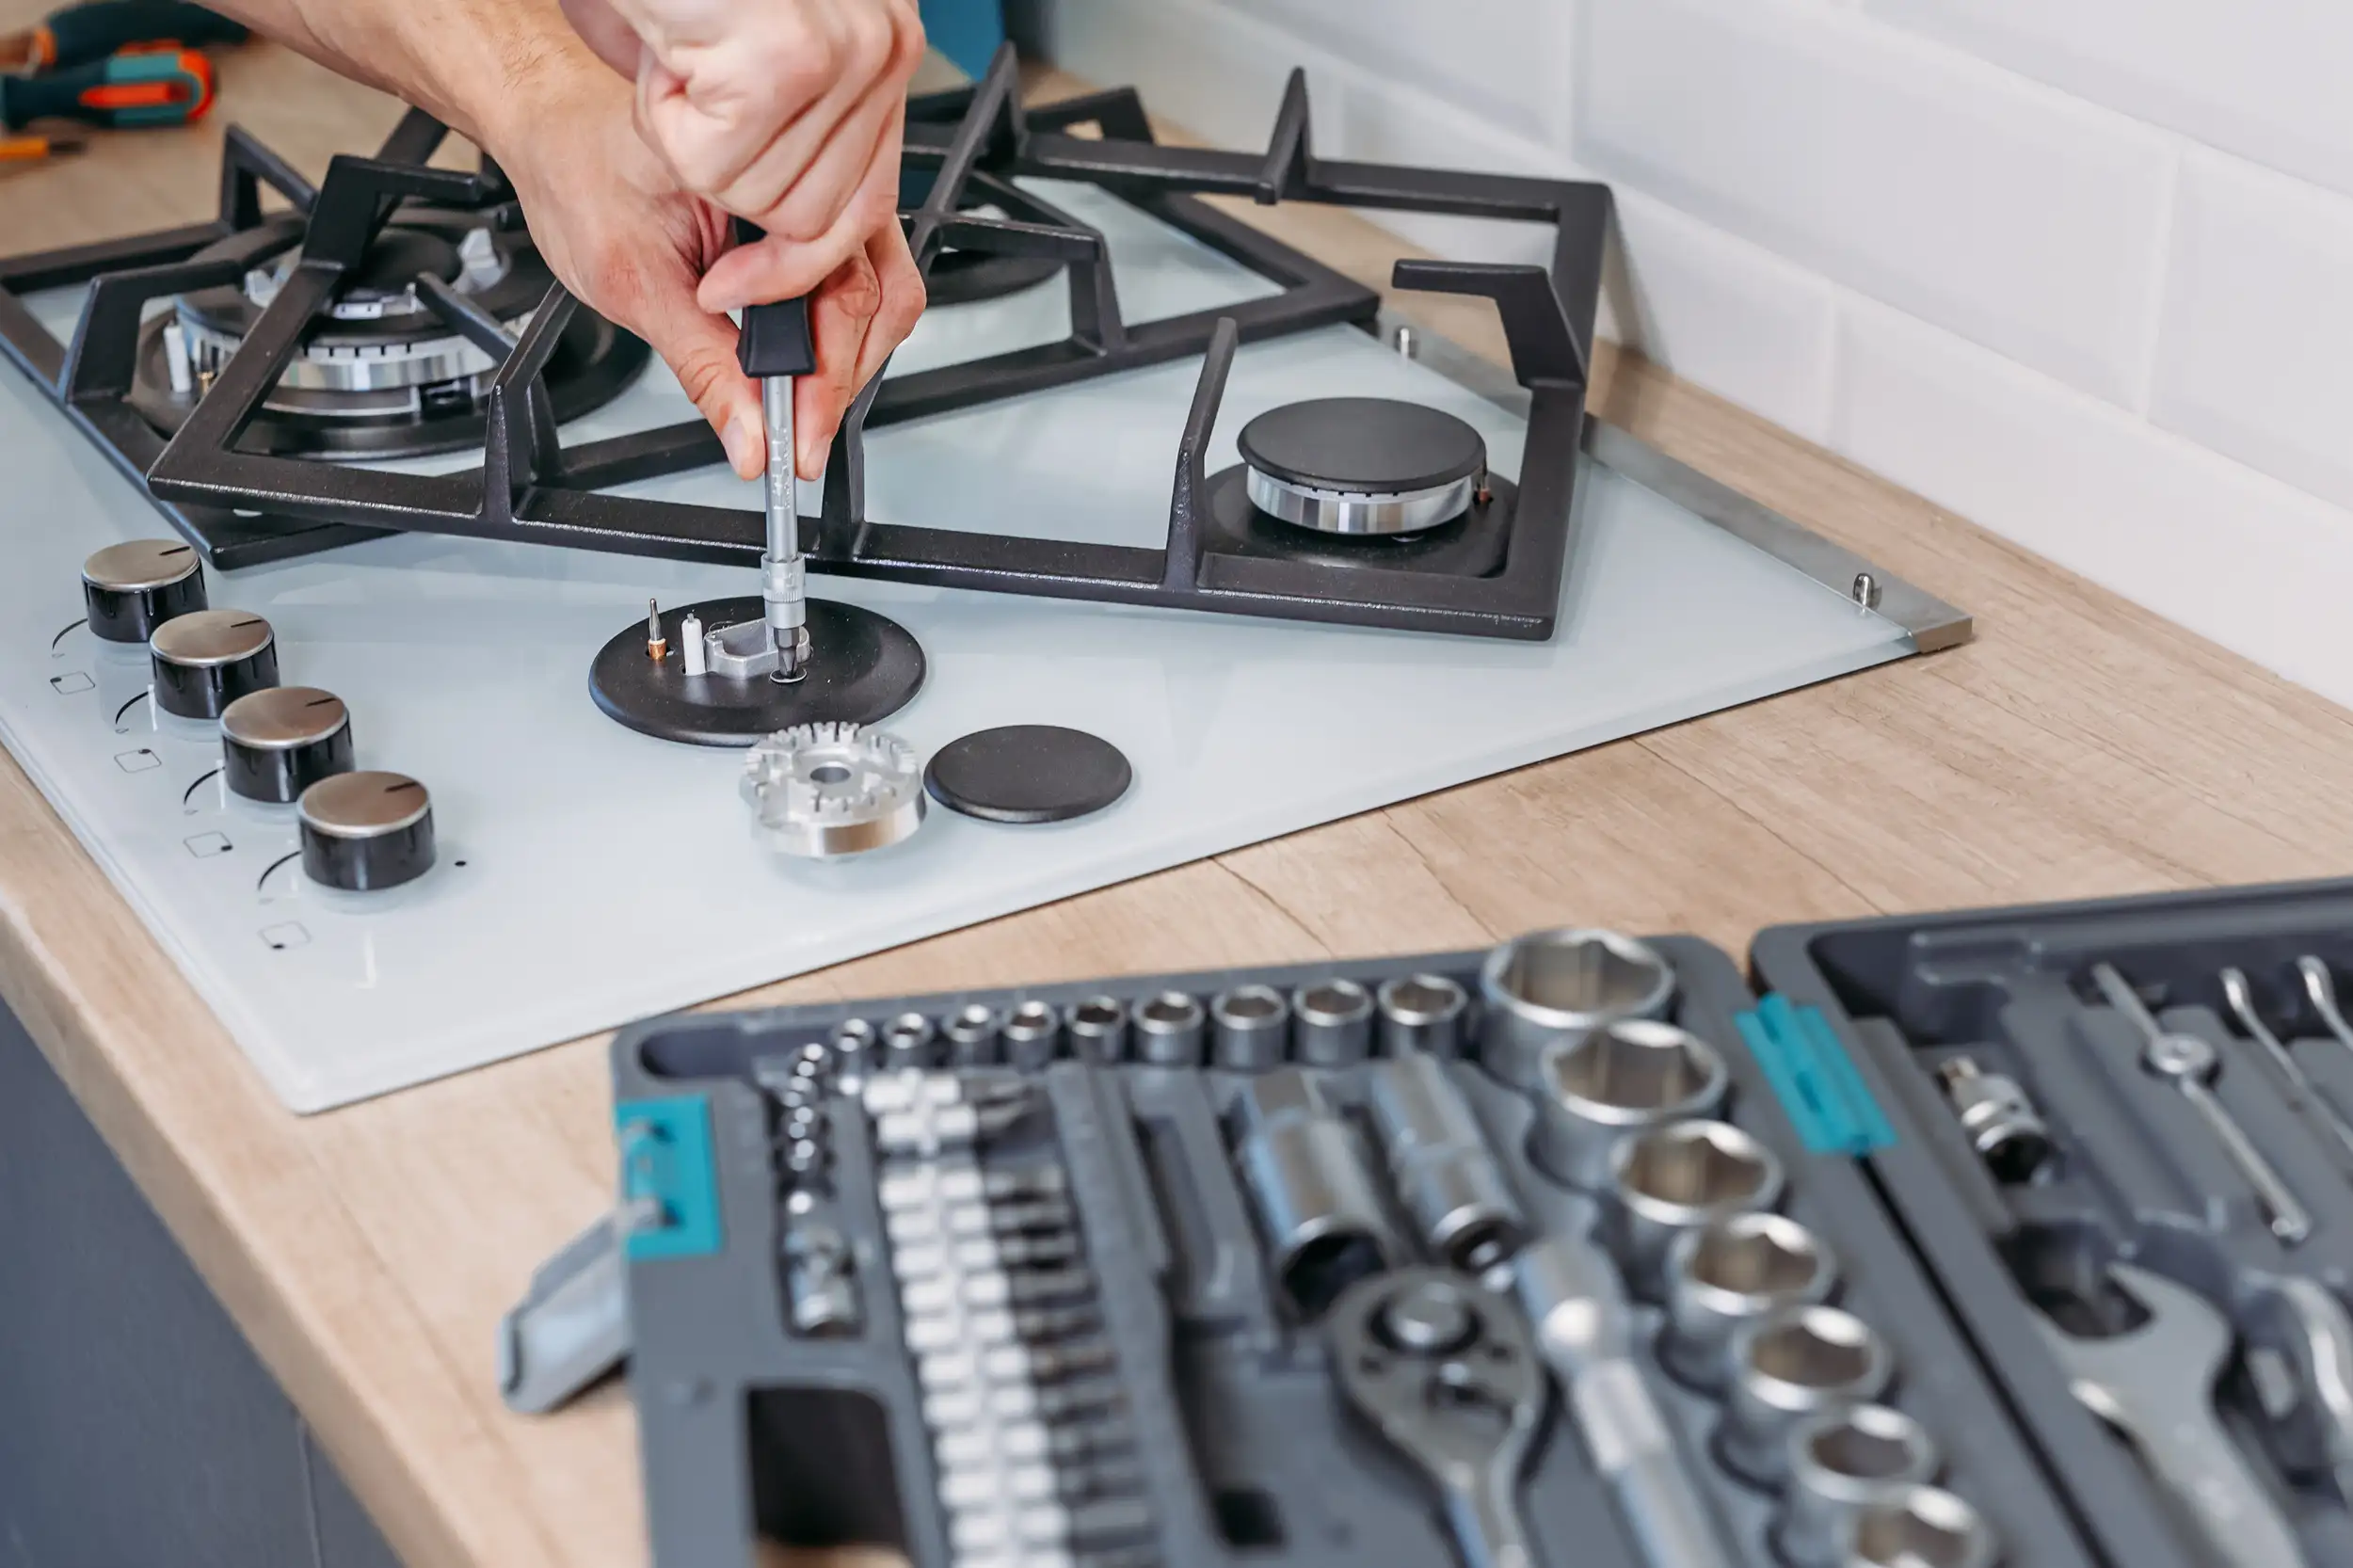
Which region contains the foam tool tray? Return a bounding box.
[597,933,2086,1568]
[1754,874,2353,1568]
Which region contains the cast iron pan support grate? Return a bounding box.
[19,48,1613,639]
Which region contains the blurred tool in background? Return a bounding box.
[0,2,243,143]
[1,0,245,72]
[0,44,211,130]
[0,126,88,162]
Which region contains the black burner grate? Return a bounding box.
[0,49,1613,638]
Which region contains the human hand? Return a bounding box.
[492,52,923,481]
[557,0,925,312]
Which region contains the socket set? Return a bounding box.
[592,923,2091,1568]
[1755,875,2353,1568]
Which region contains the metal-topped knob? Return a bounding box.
[149,609,279,719]
[221,687,354,804]
[83,539,206,644]
[297,771,435,891]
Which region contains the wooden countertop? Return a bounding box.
[8,31,2353,1568]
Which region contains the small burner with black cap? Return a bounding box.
[1238,397,1488,536]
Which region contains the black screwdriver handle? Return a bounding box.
[728,217,817,378]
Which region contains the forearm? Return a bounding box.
[200,0,588,152]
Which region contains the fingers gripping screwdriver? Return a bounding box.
[737,286,815,682]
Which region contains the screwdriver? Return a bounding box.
[0,126,88,163]
[2,1,247,72]
[0,45,213,130]
[734,239,817,682]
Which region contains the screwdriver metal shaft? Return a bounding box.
[760,373,806,683]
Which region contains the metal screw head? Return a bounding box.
[2144,1032,2217,1081]
[1851,571,1882,609]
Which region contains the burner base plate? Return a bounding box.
[588,596,925,746]
[1202,464,1518,580]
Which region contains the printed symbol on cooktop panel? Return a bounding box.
[184,831,232,858]
[259,922,310,952]
[114,748,160,773]
[48,671,93,696]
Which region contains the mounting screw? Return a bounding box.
[1850,571,1881,610]
[1391,324,1418,360]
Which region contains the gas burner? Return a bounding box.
[1237,398,1487,536]
[921,244,1062,309]
[130,207,647,459]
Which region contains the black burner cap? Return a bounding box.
[1237,397,1485,494]
[348,230,463,298]
[924,726,1132,824]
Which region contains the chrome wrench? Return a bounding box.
[2091,964,2312,1244]
[1329,1269,1543,1568]
[2038,1263,2305,1568]
[2298,957,2353,1065]
[2222,967,2353,1166]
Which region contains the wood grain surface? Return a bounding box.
[5,28,2351,1568]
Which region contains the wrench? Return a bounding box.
[2299,958,2353,1066]
[1329,1269,1543,1568]
[2265,1277,2353,1505]
[2038,1262,2305,1568]
[2221,967,2353,1167]
[2090,964,2312,1245]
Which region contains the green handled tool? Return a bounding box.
[0,44,214,130]
[2,1,247,72]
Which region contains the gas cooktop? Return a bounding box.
[0,55,1967,1110]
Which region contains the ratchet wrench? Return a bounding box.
[2090,964,2312,1245]
[2038,1262,2304,1568]
[1329,1269,1543,1568]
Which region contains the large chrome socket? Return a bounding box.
[1292,978,1375,1065]
[1661,1212,1838,1391]
[1605,1119,1783,1299]
[1133,990,1207,1066]
[1232,1067,1399,1316]
[1478,928,1676,1089]
[1777,1404,1940,1568]
[1847,1484,1998,1568]
[1718,1304,1895,1486]
[1064,996,1128,1063]
[1365,1053,1529,1272]
[1531,1018,1730,1190]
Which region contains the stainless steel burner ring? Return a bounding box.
[1243,466,1480,536]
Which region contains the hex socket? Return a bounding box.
[1002,1000,1062,1070]
[1293,979,1374,1065]
[1064,996,1129,1063]
[1211,984,1291,1070]
[1232,1067,1398,1316]
[1719,1304,1895,1486]
[943,1003,1002,1067]
[1662,1212,1838,1391]
[1846,1485,1997,1568]
[1377,972,1469,1057]
[1606,1118,1784,1300]
[1778,1404,1941,1568]
[1531,1018,1730,1190]
[883,1011,938,1067]
[1479,928,1676,1089]
[1365,1053,1529,1272]
[1134,990,1207,1065]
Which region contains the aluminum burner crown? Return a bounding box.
[742,723,926,859]
[1238,397,1487,536]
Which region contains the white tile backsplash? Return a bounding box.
[1865,0,2353,202]
[1576,0,2174,407]
[1032,0,2353,710]
[2152,151,2353,515]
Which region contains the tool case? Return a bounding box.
[562,875,2353,1568]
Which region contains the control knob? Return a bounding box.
[83,539,206,643]
[221,687,354,804]
[297,771,435,891]
[149,609,279,719]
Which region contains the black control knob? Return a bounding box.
[149,609,280,719]
[297,771,435,891]
[221,687,354,804]
[83,539,206,643]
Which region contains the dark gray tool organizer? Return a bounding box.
[606,931,2093,1568]
[1755,875,2353,1568]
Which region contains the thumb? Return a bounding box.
[635,295,764,480]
